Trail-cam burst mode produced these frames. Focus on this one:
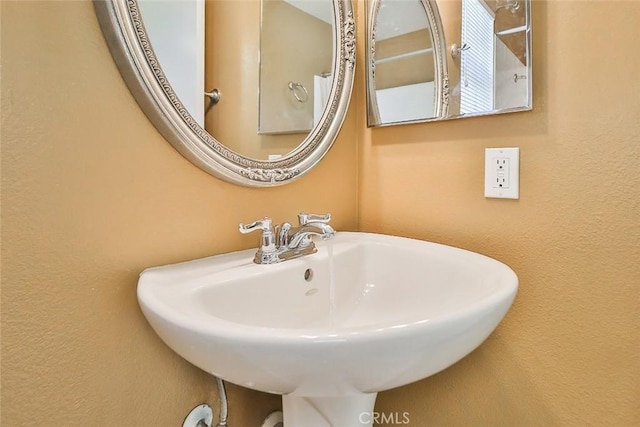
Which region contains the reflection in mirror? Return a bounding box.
[367,0,449,125]
[259,0,334,137]
[94,0,355,186]
[138,0,335,160]
[366,0,532,126]
[137,0,205,126]
[206,0,335,160]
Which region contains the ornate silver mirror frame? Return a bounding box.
[366,0,449,126]
[94,0,355,187]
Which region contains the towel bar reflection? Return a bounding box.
[288,81,309,103]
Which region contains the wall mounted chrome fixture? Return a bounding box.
[204,88,221,114]
[513,74,527,83]
[450,42,470,59]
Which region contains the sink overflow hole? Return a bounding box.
[304,268,313,281]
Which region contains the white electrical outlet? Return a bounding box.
[485,147,519,199]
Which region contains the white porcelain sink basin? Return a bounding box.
[138,232,517,426]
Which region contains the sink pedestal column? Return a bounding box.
[282,393,377,427]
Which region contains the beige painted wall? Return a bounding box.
[357,0,640,425]
[0,1,357,425]
[2,0,639,426]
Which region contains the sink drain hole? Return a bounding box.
[304,268,313,281]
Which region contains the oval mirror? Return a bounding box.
[94,0,355,187]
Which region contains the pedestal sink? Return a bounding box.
[137,232,517,426]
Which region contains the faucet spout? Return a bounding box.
[287,223,335,249]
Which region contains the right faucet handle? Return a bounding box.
[298,212,332,225]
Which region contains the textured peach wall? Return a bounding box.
[0,1,357,425]
[2,0,639,426]
[357,0,640,425]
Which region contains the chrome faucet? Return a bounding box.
[239,212,335,264]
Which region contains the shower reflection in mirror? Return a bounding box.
[366,0,532,127]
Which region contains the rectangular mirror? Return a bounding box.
[366,0,532,127]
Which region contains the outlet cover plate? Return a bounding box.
[485,147,519,199]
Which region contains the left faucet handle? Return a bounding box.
[239,217,273,234]
[239,217,276,253]
[298,212,331,225]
